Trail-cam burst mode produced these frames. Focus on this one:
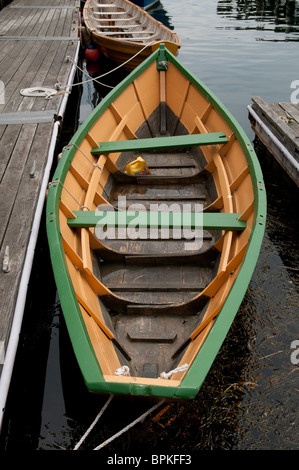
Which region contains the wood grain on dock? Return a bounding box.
[0,0,79,375]
[248,96,299,186]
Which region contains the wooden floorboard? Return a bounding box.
[0,0,80,378]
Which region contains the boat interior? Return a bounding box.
[58,57,254,383]
[87,0,176,42]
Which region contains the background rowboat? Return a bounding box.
[83,0,181,70]
[46,45,266,399]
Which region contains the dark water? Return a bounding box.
[1,0,299,454]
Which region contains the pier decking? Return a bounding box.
[248,96,299,186]
[0,0,80,429]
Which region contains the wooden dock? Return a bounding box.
[0,0,80,430]
[248,96,299,186]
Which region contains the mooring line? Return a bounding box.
[93,399,165,451]
[73,396,166,451]
[62,41,155,90]
[73,394,114,450]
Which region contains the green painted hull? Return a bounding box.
[46,46,266,399]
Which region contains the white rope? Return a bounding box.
[73,394,114,450]
[115,365,130,376]
[93,399,165,451]
[114,364,189,380]
[66,56,114,89]
[72,363,185,450]
[60,40,155,90]
[159,363,188,380]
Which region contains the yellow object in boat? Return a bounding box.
[125,157,151,176]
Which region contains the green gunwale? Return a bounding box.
[46,45,266,399]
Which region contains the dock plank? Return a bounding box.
[251,96,299,156]
[249,96,299,186]
[0,0,80,401]
[0,123,37,246]
[0,124,23,181]
[279,102,299,128]
[1,41,51,111]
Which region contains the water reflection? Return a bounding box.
[216,0,299,39]
[79,55,128,125]
[147,1,175,30]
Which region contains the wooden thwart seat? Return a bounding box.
[91,132,228,155]
[98,33,156,40]
[93,11,129,16]
[68,210,247,231]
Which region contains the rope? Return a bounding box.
[73,394,114,450]
[72,364,186,450]
[59,41,155,91]
[63,143,103,170]
[66,56,114,89]
[93,399,165,451]
[48,180,91,211]
[159,363,188,380]
[158,60,168,70]
[115,365,130,376]
[58,143,111,200]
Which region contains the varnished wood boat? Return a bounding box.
[46,45,266,399]
[83,0,181,70]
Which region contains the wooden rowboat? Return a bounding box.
[83,0,181,70]
[46,45,266,399]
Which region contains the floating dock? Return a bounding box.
[248,96,299,186]
[0,0,80,431]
